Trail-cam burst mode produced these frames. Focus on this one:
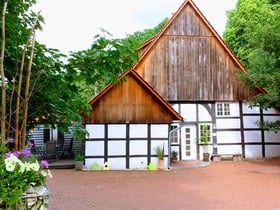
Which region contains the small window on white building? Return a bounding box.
[199,123,212,144]
[170,125,179,144]
[217,103,230,116]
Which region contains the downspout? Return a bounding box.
[168,121,184,169]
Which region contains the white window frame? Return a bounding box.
[216,103,231,116]
[199,123,212,144]
[170,125,179,144]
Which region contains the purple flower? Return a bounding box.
[4,152,12,158]
[21,149,31,157]
[8,137,14,143]
[41,160,49,169]
[27,141,34,148]
[12,151,21,157]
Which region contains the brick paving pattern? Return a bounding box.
[47,159,280,210]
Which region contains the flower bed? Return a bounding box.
[0,140,52,209]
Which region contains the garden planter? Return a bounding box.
[158,160,165,171]
[203,153,210,162]
[0,185,50,210]
[75,161,84,170]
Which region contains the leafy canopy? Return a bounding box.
[224,0,280,130]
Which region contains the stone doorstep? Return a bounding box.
[212,154,242,162]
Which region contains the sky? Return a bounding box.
[34,0,238,54]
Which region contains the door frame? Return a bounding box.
[181,125,197,160]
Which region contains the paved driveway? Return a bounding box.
[47,159,280,210]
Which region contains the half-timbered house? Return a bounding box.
[83,0,280,169]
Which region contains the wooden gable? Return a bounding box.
[82,70,182,124]
[134,0,264,101]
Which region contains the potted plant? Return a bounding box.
[74,154,84,170]
[0,141,52,208]
[171,151,178,163]
[156,145,164,171]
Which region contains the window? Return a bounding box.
[170,125,179,144]
[199,123,211,144]
[217,103,230,116]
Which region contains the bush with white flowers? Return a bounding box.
[0,141,52,207]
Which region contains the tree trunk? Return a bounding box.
[20,32,36,150]
[0,2,7,143]
[14,12,40,150]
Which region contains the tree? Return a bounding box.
[1,1,7,143]
[68,18,168,98]
[1,0,91,150]
[224,0,280,131]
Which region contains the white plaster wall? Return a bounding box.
[86,124,104,139]
[216,118,240,129]
[130,141,147,155]
[181,104,197,121]
[108,158,126,170]
[228,103,240,117]
[151,125,168,138]
[108,124,126,138]
[108,141,126,155]
[263,115,280,122]
[216,131,241,143]
[245,145,262,158]
[130,158,148,170]
[217,145,242,155]
[265,145,280,158]
[129,124,147,138]
[265,131,280,143]
[85,123,170,170]
[244,130,262,143]
[242,103,260,114]
[198,104,211,121]
[86,141,104,156]
[243,116,260,128]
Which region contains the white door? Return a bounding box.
[181,125,197,160]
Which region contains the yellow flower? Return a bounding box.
[103,162,110,170]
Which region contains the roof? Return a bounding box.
[134,0,266,95]
[83,70,183,123]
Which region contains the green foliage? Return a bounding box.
[224,0,280,131]
[74,154,84,161]
[1,0,92,139]
[156,145,164,160]
[148,162,157,171]
[90,162,100,170]
[132,18,169,43]
[0,144,51,207]
[67,19,168,98]
[67,29,140,97]
[172,151,178,159]
[1,0,169,142]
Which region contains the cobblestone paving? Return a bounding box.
[47,159,280,210]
